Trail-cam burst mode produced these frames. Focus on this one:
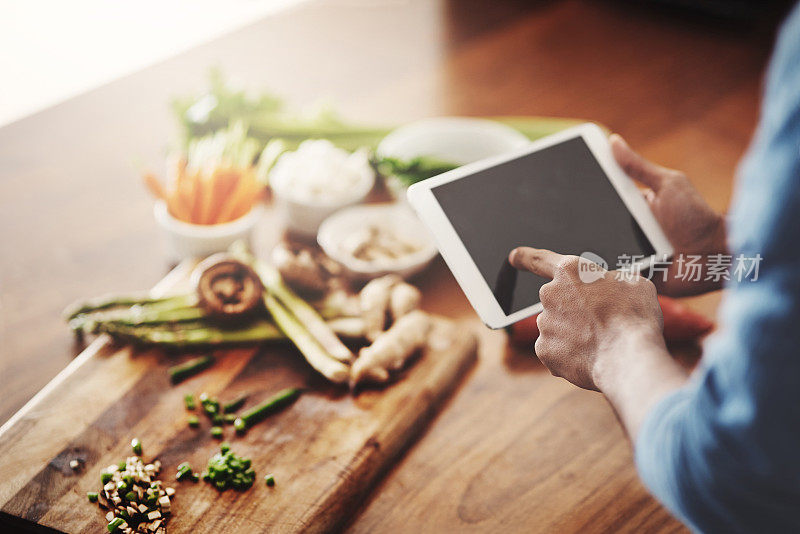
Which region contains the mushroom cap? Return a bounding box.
[191,253,263,318]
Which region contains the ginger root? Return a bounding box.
[389,282,421,321]
[359,274,402,341]
[350,310,432,387]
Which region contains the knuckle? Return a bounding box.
[539,283,555,304]
[555,256,579,277]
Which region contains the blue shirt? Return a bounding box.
[635,4,800,532]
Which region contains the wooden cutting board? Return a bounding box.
[0,262,478,533]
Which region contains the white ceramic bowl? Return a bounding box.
[270,154,375,237]
[376,116,530,165]
[153,200,263,260]
[317,204,438,280]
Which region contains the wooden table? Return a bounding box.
[0,0,778,531]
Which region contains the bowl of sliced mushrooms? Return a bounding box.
[317,204,438,280]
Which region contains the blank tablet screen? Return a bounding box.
[430,137,655,315]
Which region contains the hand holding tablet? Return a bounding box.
[407,123,672,329]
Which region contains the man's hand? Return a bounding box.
[611,134,727,296]
[509,246,688,437]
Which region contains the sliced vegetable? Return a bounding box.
[168,355,215,384]
[234,387,301,435]
[263,294,349,384]
[202,444,256,492]
[222,395,247,414]
[191,254,263,318]
[232,244,354,365]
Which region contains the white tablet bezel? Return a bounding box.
[406,122,673,329]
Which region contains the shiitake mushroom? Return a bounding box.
[191,254,263,318]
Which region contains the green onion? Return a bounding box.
[210,426,223,439]
[131,438,142,455]
[187,415,200,428]
[264,474,275,487]
[203,444,255,492]
[176,462,194,481]
[223,395,247,414]
[233,418,246,433]
[118,460,127,471]
[107,517,125,532]
[184,394,196,410]
[87,491,99,502]
[224,414,237,424]
[124,490,137,502]
[234,387,301,435]
[168,355,214,384]
[101,472,113,484]
[220,442,231,454]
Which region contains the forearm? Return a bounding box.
[592,327,689,439]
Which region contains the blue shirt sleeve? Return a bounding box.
[634,4,800,533]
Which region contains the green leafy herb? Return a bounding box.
[374,155,459,187]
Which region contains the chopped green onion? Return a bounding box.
[168,355,214,384]
[233,418,246,434]
[107,517,125,532]
[124,490,137,502]
[131,438,142,455]
[220,442,231,454]
[224,414,237,424]
[223,395,247,414]
[184,394,196,410]
[87,491,99,502]
[101,472,113,484]
[234,387,301,434]
[264,474,275,487]
[187,415,200,428]
[211,426,223,439]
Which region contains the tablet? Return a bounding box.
[406,123,672,329]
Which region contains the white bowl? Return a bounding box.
[376,116,530,165]
[153,200,263,260]
[270,150,375,237]
[317,204,438,280]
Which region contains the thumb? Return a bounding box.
[509,247,562,279]
[610,134,669,192]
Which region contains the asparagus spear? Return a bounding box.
[263,294,349,384]
[96,320,284,348]
[70,305,207,333]
[232,245,354,364]
[169,355,215,384]
[64,293,193,321]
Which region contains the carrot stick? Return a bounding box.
[142,173,167,200]
[217,173,256,223]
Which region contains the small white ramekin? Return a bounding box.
[270,167,374,237]
[317,203,438,280]
[153,200,264,260]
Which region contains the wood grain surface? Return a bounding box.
[0,263,477,533]
[0,0,784,532]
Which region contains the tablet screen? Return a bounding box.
[430,136,655,315]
